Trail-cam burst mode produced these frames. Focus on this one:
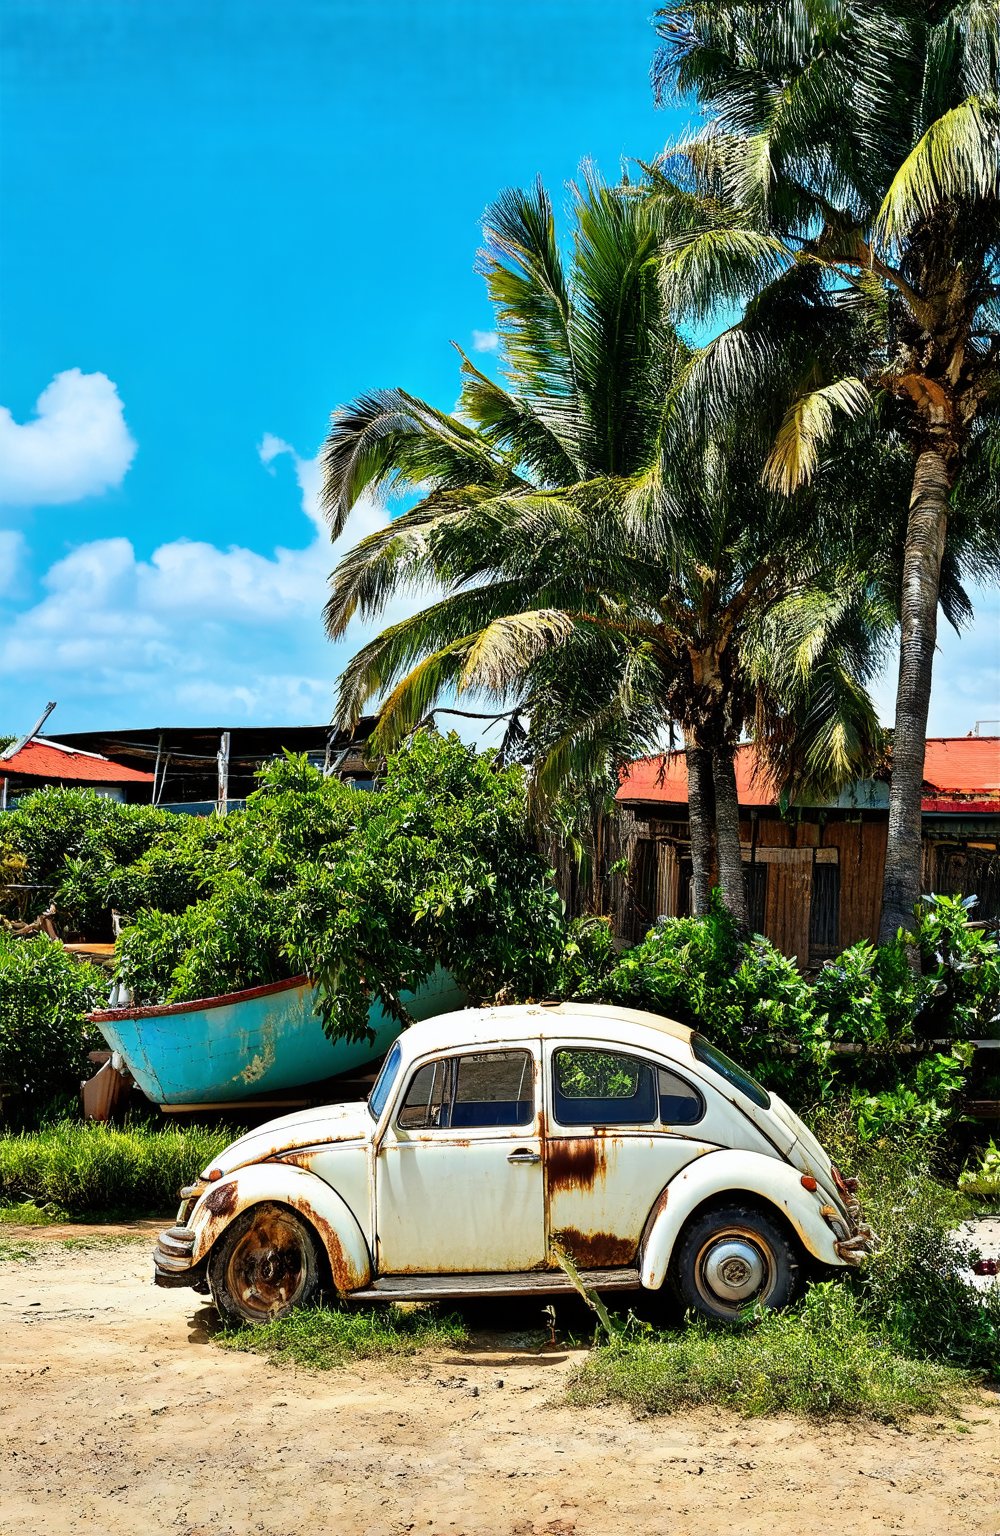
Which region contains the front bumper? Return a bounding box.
[830,1192,876,1266]
[153,1225,207,1290]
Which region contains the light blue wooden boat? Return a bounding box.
[89,968,465,1106]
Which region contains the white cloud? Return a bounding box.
[0,436,433,728]
[471,329,499,353]
[0,531,26,598]
[0,370,137,505]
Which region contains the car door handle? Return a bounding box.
[507,1148,541,1164]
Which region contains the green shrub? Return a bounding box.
[569,1283,969,1421]
[913,893,1000,1038]
[0,789,174,934]
[0,1119,236,1217]
[116,733,567,1041]
[0,934,105,1123]
[814,1105,1000,1374]
[568,893,994,1120]
[959,1139,1000,1198]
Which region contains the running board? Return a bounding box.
[348,1267,642,1302]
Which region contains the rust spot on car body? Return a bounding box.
[203,1180,238,1218]
[545,1137,607,1194]
[293,1198,367,1294]
[553,1227,636,1267]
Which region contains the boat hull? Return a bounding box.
[90,969,466,1105]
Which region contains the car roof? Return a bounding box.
[396,1002,695,1066]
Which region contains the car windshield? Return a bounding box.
[368,1042,402,1120]
[691,1035,770,1109]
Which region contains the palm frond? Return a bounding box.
[875,95,1000,243]
[320,388,508,539]
[458,610,576,695]
[763,377,872,494]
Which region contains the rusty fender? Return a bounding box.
[639,1149,846,1290]
[187,1162,371,1294]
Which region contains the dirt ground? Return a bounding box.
[2,1226,999,1536]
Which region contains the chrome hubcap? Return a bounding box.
[702,1238,765,1301]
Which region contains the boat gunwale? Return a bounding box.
[88,974,310,1023]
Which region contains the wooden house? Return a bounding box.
[615,736,1000,964]
[46,720,378,811]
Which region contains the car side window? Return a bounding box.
[657,1067,704,1126]
[552,1048,656,1126]
[396,1050,534,1131]
[397,1058,451,1129]
[451,1051,534,1128]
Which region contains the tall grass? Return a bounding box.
[217,1304,467,1369]
[570,1283,970,1423]
[0,1119,237,1218]
[813,1104,1000,1374]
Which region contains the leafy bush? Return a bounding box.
[913,893,1000,1038]
[568,893,995,1128]
[0,789,179,935]
[569,1282,968,1421]
[115,734,567,1040]
[846,1044,975,1142]
[959,1139,1000,1198]
[0,1119,237,1217]
[815,1105,1000,1374]
[0,934,104,1124]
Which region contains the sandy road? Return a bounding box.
[1,1227,999,1536]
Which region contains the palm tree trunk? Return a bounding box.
[712,745,748,928]
[684,739,715,915]
[879,448,951,945]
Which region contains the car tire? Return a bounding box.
[208,1202,324,1327]
[671,1202,801,1322]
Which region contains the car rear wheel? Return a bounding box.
[208,1202,323,1327]
[672,1203,801,1322]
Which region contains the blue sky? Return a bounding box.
[0,0,996,740]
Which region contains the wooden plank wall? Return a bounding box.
[738,813,887,953]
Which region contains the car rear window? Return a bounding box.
[553,1048,657,1126]
[691,1035,770,1109]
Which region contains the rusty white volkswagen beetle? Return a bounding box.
[155,1003,871,1325]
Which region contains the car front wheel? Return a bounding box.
[672,1203,801,1322]
[208,1202,323,1327]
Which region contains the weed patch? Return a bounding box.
[0,1235,40,1263]
[569,1284,972,1423]
[216,1304,467,1370]
[0,1119,237,1219]
[0,1198,67,1225]
[814,1107,1000,1374]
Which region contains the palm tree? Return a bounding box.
[321,174,889,927]
[650,0,1000,941]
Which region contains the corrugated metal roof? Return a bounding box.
[0,738,154,785]
[617,736,1000,813]
[617,744,777,807]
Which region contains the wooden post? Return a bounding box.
[151,731,164,806]
[217,731,231,816]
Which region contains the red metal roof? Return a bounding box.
[617,744,778,808]
[617,736,1000,814]
[0,738,154,786]
[921,737,1000,811]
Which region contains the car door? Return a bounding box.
[375,1042,546,1274]
[543,1040,719,1269]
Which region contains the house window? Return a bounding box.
[810,862,841,952]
